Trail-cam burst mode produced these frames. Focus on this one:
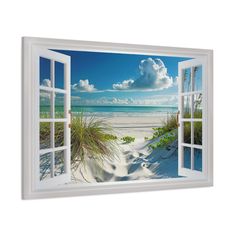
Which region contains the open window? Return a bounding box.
[22,37,213,199]
[34,48,71,189]
[178,58,206,179]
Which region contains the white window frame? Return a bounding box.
[178,58,206,179]
[22,37,213,199]
[34,48,71,189]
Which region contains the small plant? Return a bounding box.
[121,136,135,144]
[144,136,149,141]
[149,114,178,149]
[103,134,118,141]
[149,130,177,149]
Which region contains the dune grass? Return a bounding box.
[149,111,202,149]
[149,114,178,149]
[40,112,119,174]
[71,113,119,170]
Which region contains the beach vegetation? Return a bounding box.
[149,130,177,149]
[149,114,178,149]
[71,113,119,170]
[149,110,202,149]
[121,136,135,144]
[40,112,119,174]
[151,115,178,140]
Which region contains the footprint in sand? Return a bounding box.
[141,162,148,168]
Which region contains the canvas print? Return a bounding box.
[38,49,203,188]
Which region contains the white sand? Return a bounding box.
[105,116,166,139]
[72,115,179,183]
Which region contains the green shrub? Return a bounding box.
[149,111,202,150]
[121,136,135,144]
[149,114,178,149]
[150,114,178,141]
[103,134,118,141]
[71,113,119,170]
[149,130,177,149]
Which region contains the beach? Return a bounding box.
[106,115,167,137]
[72,113,180,183]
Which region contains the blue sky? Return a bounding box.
[41,50,192,106]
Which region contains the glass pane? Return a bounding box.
[194,122,202,145]
[40,152,52,181]
[183,146,191,169]
[55,61,65,89]
[183,96,191,118]
[40,57,51,87]
[55,93,65,118]
[183,122,191,144]
[54,150,65,176]
[55,122,65,147]
[40,90,52,118]
[40,122,51,149]
[193,66,202,91]
[183,68,191,92]
[193,93,202,118]
[194,148,202,171]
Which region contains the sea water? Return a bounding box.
[71,105,178,117]
[40,105,178,117]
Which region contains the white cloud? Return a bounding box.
[41,79,51,87]
[72,95,178,106]
[112,58,174,91]
[112,79,134,90]
[72,79,97,92]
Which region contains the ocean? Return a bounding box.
[71,105,178,117]
[40,105,178,117]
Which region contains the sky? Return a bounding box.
[40,50,192,107]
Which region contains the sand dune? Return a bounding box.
[72,115,179,184]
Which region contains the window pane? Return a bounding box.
[183,146,191,169]
[194,148,202,171]
[40,122,51,149]
[193,93,202,118]
[194,122,202,145]
[193,66,202,91]
[40,152,52,181]
[40,90,52,118]
[55,122,65,147]
[183,68,191,92]
[55,93,65,118]
[40,57,51,87]
[54,150,65,176]
[183,122,191,144]
[55,61,65,89]
[183,96,191,118]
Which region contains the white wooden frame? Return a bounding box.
[178,58,205,179]
[22,37,213,199]
[35,48,71,189]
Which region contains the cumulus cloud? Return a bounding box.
[112,58,174,91]
[112,79,134,90]
[41,79,51,87]
[72,79,97,92]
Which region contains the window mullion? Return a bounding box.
[50,60,55,177]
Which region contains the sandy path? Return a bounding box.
[71,114,179,184]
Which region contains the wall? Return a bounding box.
[0,0,235,235]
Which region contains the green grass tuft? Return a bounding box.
[71,113,119,170]
[121,136,135,144]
